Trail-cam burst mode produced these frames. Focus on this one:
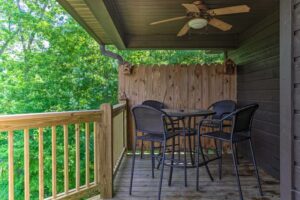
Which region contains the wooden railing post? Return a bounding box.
[119,100,128,150]
[98,103,113,198]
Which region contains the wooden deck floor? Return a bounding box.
[92,155,280,200]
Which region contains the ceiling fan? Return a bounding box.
[149,1,250,37]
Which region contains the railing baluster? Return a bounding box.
[39,128,44,200]
[8,130,14,200]
[93,122,97,183]
[24,128,30,200]
[75,123,80,190]
[64,125,69,193]
[52,126,57,198]
[85,123,90,187]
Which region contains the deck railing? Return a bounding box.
[0,101,127,200]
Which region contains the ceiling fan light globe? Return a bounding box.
[188,18,208,29]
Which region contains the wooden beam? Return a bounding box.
[98,104,113,198]
[125,34,239,49]
[84,0,126,49]
[280,0,293,199]
[0,110,102,132]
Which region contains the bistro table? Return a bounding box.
[161,108,215,186]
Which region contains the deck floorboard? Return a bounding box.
[91,155,280,200]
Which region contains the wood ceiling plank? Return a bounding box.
[84,0,126,49]
[59,0,279,49]
[58,0,104,44]
[126,34,238,49]
[113,0,279,36]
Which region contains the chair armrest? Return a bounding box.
[220,112,232,118]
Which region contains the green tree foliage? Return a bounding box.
[0,0,223,199]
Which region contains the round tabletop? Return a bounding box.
[162,109,215,118]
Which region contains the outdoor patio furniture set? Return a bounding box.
[129,100,263,200]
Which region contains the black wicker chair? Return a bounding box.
[202,100,237,179]
[129,105,178,200]
[142,100,165,110]
[196,104,263,200]
[142,100,184,171]
[140,100,166,159]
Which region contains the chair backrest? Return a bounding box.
[209,100,237,119]
[232,103,259,134]
[142,100,165,110]
[131,105,167,135]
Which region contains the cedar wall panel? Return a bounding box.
[228,11,280,179]
[119,64,236,151]
[294,2,300,199]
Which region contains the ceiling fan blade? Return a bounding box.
[207,5,250,16]
[208,18,232,31]
[182,3,200,13]
[150,16,187,25]
[177,23,190,37]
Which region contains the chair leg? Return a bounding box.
[168,137,176,186]
[156,143,162,169]
[188,134,194,165]
[196,132,200,191]
[140,140,144,159]
[231,143,243,200]
[129,138,137,195]
[196,133,213,191]
[184,132,188,187]
[214,139,222,180]
[158,141,166,200]
[151,141,155,178]
[218,140,223,180]
[249,139,263,196]
[178,135,181,161]
[199,136,214,182]
[235,143,239,165]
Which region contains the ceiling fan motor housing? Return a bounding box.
[188,18,208,29]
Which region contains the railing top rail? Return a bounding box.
[0,109,103,132]
[0,109,102,121]
[113,102,126,116]
[113,102,126,110]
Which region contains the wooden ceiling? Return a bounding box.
[58,0,279,49]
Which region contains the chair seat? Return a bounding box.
[137,132,178,142]
[201,131,250,142]
[201,119,233,128]
[174,127,197,136]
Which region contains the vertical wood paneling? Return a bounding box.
[24,128,30,200]
[294,1,300,199]
[38,128,44,200]
[8,130,14,200]
[229,11,280,178]
[64,125,69,193]
[52,126,57,197]
[119,64,236,150]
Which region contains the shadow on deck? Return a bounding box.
[91,155,280,200]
